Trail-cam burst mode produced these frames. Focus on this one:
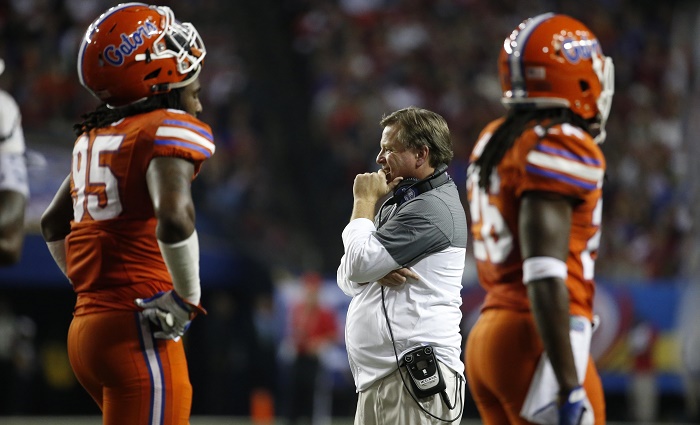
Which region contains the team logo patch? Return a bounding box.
[560,36,600,64]
[402,188,417,203]
[103,19,158,66]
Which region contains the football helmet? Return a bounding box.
[499,13,614,143]
[77,2,206,107]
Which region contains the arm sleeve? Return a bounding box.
[158,230,201,305]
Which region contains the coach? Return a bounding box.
[337,106,467,424]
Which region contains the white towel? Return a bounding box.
[520,315,594,424]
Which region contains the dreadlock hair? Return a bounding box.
[475,107,592,190]
[73,88,184,136]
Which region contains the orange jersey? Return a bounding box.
[66,109,214,315]
[466,118,605,320]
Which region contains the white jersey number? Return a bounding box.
[72,134,124,222]
[468,165,602,280]
[582,198,602,280]
[467,167,513,263]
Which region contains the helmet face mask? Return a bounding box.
[498,13,614,143]
[78,2,206,108]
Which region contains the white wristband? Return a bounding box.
[46,239,68,277]
[522,256,567,284]
[158,230,201,305]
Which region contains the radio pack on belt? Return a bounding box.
[402,345,446,398]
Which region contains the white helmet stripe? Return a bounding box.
[77,2,149,89]
[507,12,554,98]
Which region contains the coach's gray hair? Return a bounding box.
[380,106,453,167]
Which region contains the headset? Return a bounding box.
[388,163,450,207]
[376,163,450,229]
[378,163,465,422]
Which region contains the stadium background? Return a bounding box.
[1,0,699,423]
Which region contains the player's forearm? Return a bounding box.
[528,278,580,395]
[40,176,73,242]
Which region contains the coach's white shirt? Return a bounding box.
[337,182,467,392]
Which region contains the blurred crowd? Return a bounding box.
[1,0,692,282]
[290,0,692,282]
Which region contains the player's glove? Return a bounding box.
[135,290,206,341]
[559,386,594,425]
